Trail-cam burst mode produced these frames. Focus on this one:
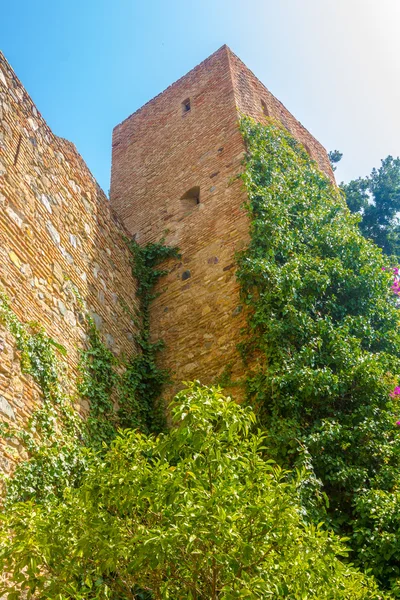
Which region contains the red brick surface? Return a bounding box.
[110,45,334,396]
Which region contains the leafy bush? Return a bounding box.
[237,117,400,592]
[0,384,385,599]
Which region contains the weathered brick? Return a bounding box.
[0,51,139,472]
[110,45,333,396]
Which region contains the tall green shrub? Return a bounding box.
[0,384,385,599]
[237,117,400,591]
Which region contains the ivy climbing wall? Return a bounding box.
[0,52,139,474]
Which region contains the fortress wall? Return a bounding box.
[0,43,335,474]
[111,46,250,394]
[0,52,138,474]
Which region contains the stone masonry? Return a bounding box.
[0,45,333,472]
[0,51,138,474]
[110,45,334,395]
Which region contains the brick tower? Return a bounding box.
[110,45,333,394]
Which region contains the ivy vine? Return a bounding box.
[120,239,180,433]
[77,315,118,449]
[0,237,178,506]
[0,292,89,506]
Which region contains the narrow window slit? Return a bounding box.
[182,98,191,114]
[14,134,22,166]
[261,99,269,117]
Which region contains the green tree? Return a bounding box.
[341,156,400,258]
[0,384,384,599]
[238,118,400,593]
[328,149,343,172]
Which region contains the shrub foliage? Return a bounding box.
[237,117,400,592]
[0,384,385,599]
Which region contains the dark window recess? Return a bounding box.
[182,98,191,114]
[261,99,269,117]
[181,186,200,209]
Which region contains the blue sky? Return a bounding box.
[2,0,400,193]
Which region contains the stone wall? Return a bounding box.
[110,45,334,396]
[0,52,138,474]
